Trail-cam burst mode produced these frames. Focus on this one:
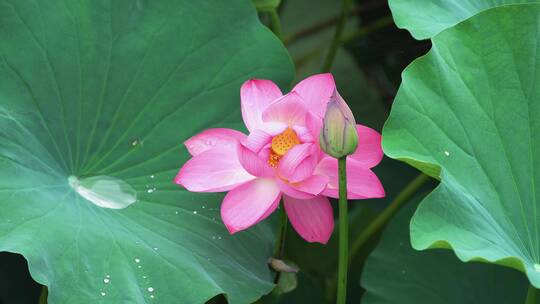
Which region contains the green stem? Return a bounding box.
[322,0,353,72]
[38,286,47,304]
[325,173,431,303]
[273,205,288,258]
[337,157,349,304]
[294,16,392,71]
[526,283,538,304]
[273,205,288,283]
[341,15,394,43]
[348,173,429,262]
[284,3,387,45]
[269,9,282,41]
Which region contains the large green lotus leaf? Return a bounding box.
[382,4,540,286]
[0,0,294,303]
[361,198,532,304]
[389,0,540,40]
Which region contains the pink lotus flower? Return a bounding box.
[175,74,384,244]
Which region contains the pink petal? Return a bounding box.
[290,157,317,183]
[292,125,314,143]
[276,179,315,199]
[260,122,288,136]
[176,149,254,192]
[258,144,272,160]
[292,73,336,118]
[238,143,274,177]
[184,128,246,156]
[316,157,385,199]
[306,112,323,143]
[276,175,328,199]
[293,174,329,195]
[246,129,272,153]
[277,144,316,182]
[221,178,281,234]
[284,195,334,244]
[349,125,383,168]
[241,79,283,132]
[262,92,308,127]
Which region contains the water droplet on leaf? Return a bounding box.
[69,176,137,209]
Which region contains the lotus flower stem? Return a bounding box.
[526,283,537,304]
[269,8,282,40]
[273,203,289,284]
[322,0,353,72]
[274,206,288,259]
[336,157,349,304]
[38,286,47,304]
[341,15,394,43]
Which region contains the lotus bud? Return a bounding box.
[319,90,358,158]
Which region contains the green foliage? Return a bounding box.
[362,197,533,303]
[389,0,540,40]
[281,0,387,130]
[0,0,293,303]
[7,0,540,302]
[252,0,281,12]
[274,272,298,295]
[383,3,540,286]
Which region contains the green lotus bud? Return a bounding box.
[319,90,358,158]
